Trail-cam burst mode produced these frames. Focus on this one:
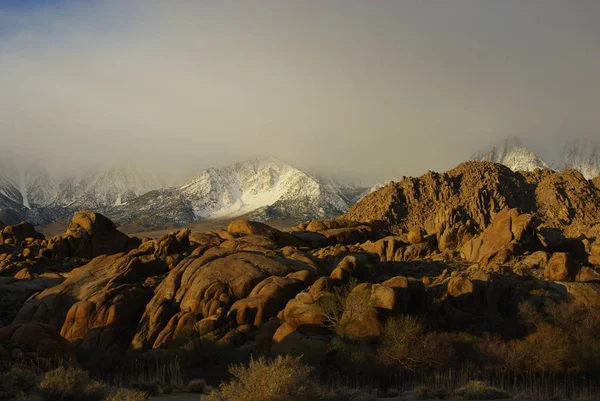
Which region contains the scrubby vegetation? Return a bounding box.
[38,366,107,401]
[454,381,510,400]
[203,355,323,401]
[187,378,208,393]
[376,315,453,371]
[104,389,148,401]
[0,365,40,400]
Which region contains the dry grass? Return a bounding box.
[37,366,107,401]
[202,355,323,401]
[454,381,510,400]
[376,315,453,371]
[104,389,149,401]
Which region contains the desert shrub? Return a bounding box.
[128,382,159,396]
[161,385,174,394]
[38,366,107,401]
[413,385,449,400]
[476,325,570,373]
[104,389,149,401]
[376,315,453,371]
[186,378,207,393]
[454,381,510,400]
[317,279,361,333]
[548,301,600,372]
[0,365,41,400]
[203,355,324,401]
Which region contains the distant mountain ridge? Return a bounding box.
[0,157,357,227]
[1,139,599,228]
[560,138,600,180]
[471,137,600,179]
[471,137,550,172]
[110,157,353,228]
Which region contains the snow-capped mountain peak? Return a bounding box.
[471,137,550,172]
[560,138,600,180]
[180,157,349,220]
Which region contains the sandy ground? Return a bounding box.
[36,216,302,238]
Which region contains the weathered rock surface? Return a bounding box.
[461,208,538,267]
[0,322,76,362]
[47,210,133,260]
[544,252,580,282]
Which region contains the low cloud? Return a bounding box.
[1,0,599,184]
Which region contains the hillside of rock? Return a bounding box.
[344,161,600,243]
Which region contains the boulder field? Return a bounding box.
[0,161,599,369]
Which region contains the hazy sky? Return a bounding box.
[1,0,599,184]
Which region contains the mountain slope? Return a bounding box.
[471,137,550,172]
[51,166,165,210]
[0,159,57,208]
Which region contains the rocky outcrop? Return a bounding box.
[0,322,76,362]
[338,277,427,341]
[344,161,600,240]
[46,210,133,260]
[1,222,44,245]
[460,208,538,267]
[544,252,580,282]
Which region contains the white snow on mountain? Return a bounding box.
[53,165,166,209]
[180,157,349,220]
[356,182,386,202]
[560,138,600,180]
[471,137,550,172]
[0,158,56,208]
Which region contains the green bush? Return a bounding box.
[38,366,107,401]
[454,381,510,400]
[104,389,149,401]
[203,355,323,401]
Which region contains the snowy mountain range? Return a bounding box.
[0,140,598,228]
[0,157,361,227]
[471,137,600,179]
[109,157,355,227]
[0,159,165,225]
[471,137,550,172]
[560,139,600,180]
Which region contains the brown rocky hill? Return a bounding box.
[344,161,600,243]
